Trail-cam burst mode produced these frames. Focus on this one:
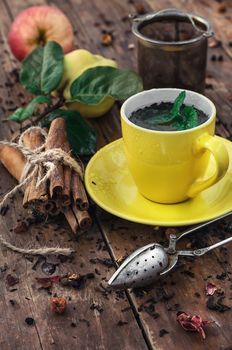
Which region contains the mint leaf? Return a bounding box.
[146,91,186,126]
[69,66,143,105]
[20,41,64,95]
[146,112,174,125]
[9,95,51,122]
[42,109,96,156]
[171,91,186,117]
[183,106,198,129]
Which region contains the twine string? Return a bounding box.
[0,126,80,256]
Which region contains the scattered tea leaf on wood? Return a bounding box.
[206,295,231,312]
[25,317,35,326]
[6,274,19,287]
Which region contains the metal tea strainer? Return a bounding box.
[130,8,214,92]
[108,211,232,290]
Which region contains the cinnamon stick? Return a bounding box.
[0,145,26,181]
[63,207,79,233]
[45,118,67,198]
[72,203,92,231]
[71,172,89,210]
[61,131,71,207]
[22,128,61,216]
[22,129,46,150]
[22,129,48,208]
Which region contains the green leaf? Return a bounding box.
[146,91,186,126]
[69,66,143,105]
[182,106,198,129]
[20,41,64,95]
[42,109,96,156]
[9,95,51,122]
[171,91,186,117]
[147,112,175,125]
[172,115,186,131]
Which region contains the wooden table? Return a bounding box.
[0,0,232,349]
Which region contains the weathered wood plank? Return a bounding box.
[53,0,232,348]
[0,0,232,349]
[0,1,149,349]
[99,211,232,349]
[145,0,232,131]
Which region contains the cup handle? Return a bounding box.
[187,133,229,198]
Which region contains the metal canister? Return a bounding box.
[132,9,213,93]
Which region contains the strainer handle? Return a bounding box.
[130,8,213,38]
[179,211,232,241]
[178,236,232,257]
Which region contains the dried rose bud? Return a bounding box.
[101,33,113,46]
[50,297,67,314]
[205,282,217,296]
[177,311,214,339]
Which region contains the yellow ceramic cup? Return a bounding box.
[121,88,229,204]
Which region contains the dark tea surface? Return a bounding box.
[129,102,208,131]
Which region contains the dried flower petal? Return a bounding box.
[50,297,66,314]
[205,282,218,296]
[14,222,28,234]
[36,276,60,289]
[176,311,214,339]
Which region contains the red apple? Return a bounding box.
[8,5,74,61]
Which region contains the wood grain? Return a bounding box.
[0,0,231,349]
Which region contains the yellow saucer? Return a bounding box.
[85,137,232,226]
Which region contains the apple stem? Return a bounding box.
[33,96,66,125]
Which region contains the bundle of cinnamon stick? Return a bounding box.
[0,118,92,234]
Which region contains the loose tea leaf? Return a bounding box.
[9,95,51,122]
[20,41,64,95]
[70,66,143,105]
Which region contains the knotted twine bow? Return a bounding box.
[0,126,83,256]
